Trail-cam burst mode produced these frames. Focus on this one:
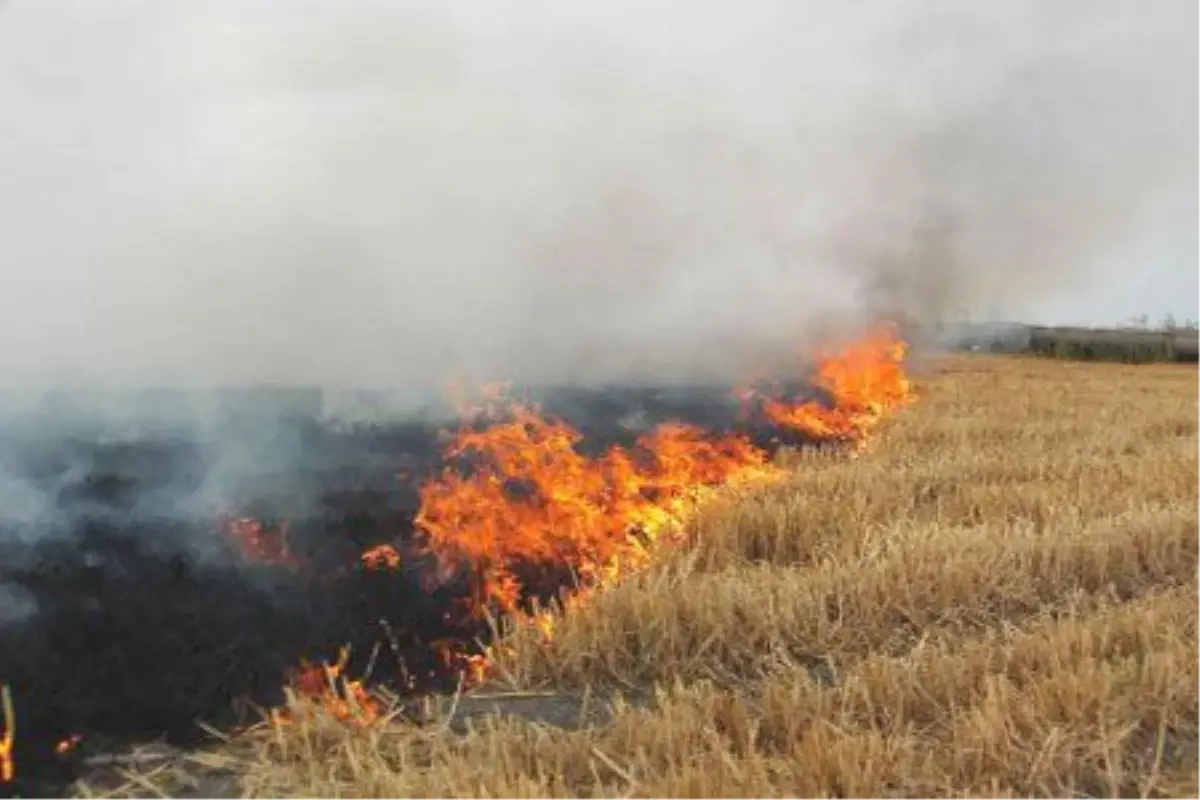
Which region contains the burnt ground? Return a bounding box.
[0,383,826,796]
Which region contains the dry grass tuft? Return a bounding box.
[80,355,1199,798]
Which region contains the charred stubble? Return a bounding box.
[0,355,897,797]
[112,354,1194,800]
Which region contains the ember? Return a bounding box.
[53,736,81,757]
[0,325,911,795]
[226,517,296,566]
[1,687,13,785]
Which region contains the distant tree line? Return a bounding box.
[949,318,1199,364]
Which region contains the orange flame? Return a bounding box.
[225,517,297,566]
[761,327,912,444]
[278,325,913,721]
[1,685,14,783]
[0,687,84,784]
[0,327,913,775]
[417,324,913,640]
[283,647,382,724]
[361,543,402,570]
[54,734,82,755]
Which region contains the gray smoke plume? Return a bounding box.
[0,0,1194,396]
[0,1,1193,557]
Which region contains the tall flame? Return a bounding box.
[760,329,912,443]
[416,323,912,619]
[283,324,913,716]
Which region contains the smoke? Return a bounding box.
[0,0,1193,395]
[0,9,1193,773]
[0,0,1193,553]
[0,583,38,627]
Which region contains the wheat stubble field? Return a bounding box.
[88,354,1199,798]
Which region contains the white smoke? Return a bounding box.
[0,0,1194,395]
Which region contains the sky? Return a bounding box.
[0,0,1195,390]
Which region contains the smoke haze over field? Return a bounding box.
[0,0,1195,391]
[0,9,1193,773]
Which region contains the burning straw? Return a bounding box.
[2,685,13,784]
[0,324,914,791]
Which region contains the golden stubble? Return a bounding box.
[81,356,1199,798]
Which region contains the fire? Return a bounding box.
[54,734,82,756]
[416,323,912,621]
[0,686,84,785]
[271,324,913,717]
[282,647,382,724]
[417,414,776,612]
[0,325,912,784]
[1,685,13,784]
[431,641,491,686]
[761,327,911,444]
[361,543,402,570]
[225,517,296,566]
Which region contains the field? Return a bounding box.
[81,354,1198,798]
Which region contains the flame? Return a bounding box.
[361,543,402,570]
[0,686,85,785]
[1,327,913,778]
[282,647,382,724]
[417,324,912,624]
[1,685,13,784]
[260,325,912,733]
[431,640,491,686]
[54,734,82,755]
[225,517,296,566]
[761,328,912,444]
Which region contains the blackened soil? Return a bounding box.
[0,382,825,796]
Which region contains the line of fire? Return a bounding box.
[0,325,913,796]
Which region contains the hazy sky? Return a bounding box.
[0,1,1195,389]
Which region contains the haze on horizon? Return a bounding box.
[0,0,1195,392]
